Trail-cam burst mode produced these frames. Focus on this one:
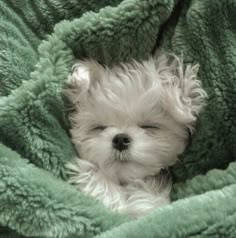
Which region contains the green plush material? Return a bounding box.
[0,0,235,237]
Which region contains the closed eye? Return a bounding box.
[140,125,159,129]
[91,125,107,131]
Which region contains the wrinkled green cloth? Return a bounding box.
[0,0,235,237]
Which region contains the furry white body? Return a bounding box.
[67,158,170,217]
[66,55,206,218]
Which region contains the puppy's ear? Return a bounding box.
[65,60,103,104]
[158,55,207,131]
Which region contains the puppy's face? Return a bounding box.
[66,56,207,183]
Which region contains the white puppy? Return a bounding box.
[65,55,207,218]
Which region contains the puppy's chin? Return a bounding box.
[115,162,163,185]
[97,153,163,185]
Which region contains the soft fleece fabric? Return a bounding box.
[0,0,235,237]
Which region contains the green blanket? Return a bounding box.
[0,0,235,237]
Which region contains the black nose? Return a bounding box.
[112,133,131,151]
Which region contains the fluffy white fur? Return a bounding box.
[65,54,207,218]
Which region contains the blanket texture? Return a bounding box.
[0,0,235,237]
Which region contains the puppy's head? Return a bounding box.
[66,55,207,183]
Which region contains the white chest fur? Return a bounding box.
[67,158,170,218]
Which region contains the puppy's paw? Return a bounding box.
[123,179,170,218]
[124,189,170,218]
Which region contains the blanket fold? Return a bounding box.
[0,0,235,237]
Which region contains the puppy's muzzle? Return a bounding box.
[112,133,131,151]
